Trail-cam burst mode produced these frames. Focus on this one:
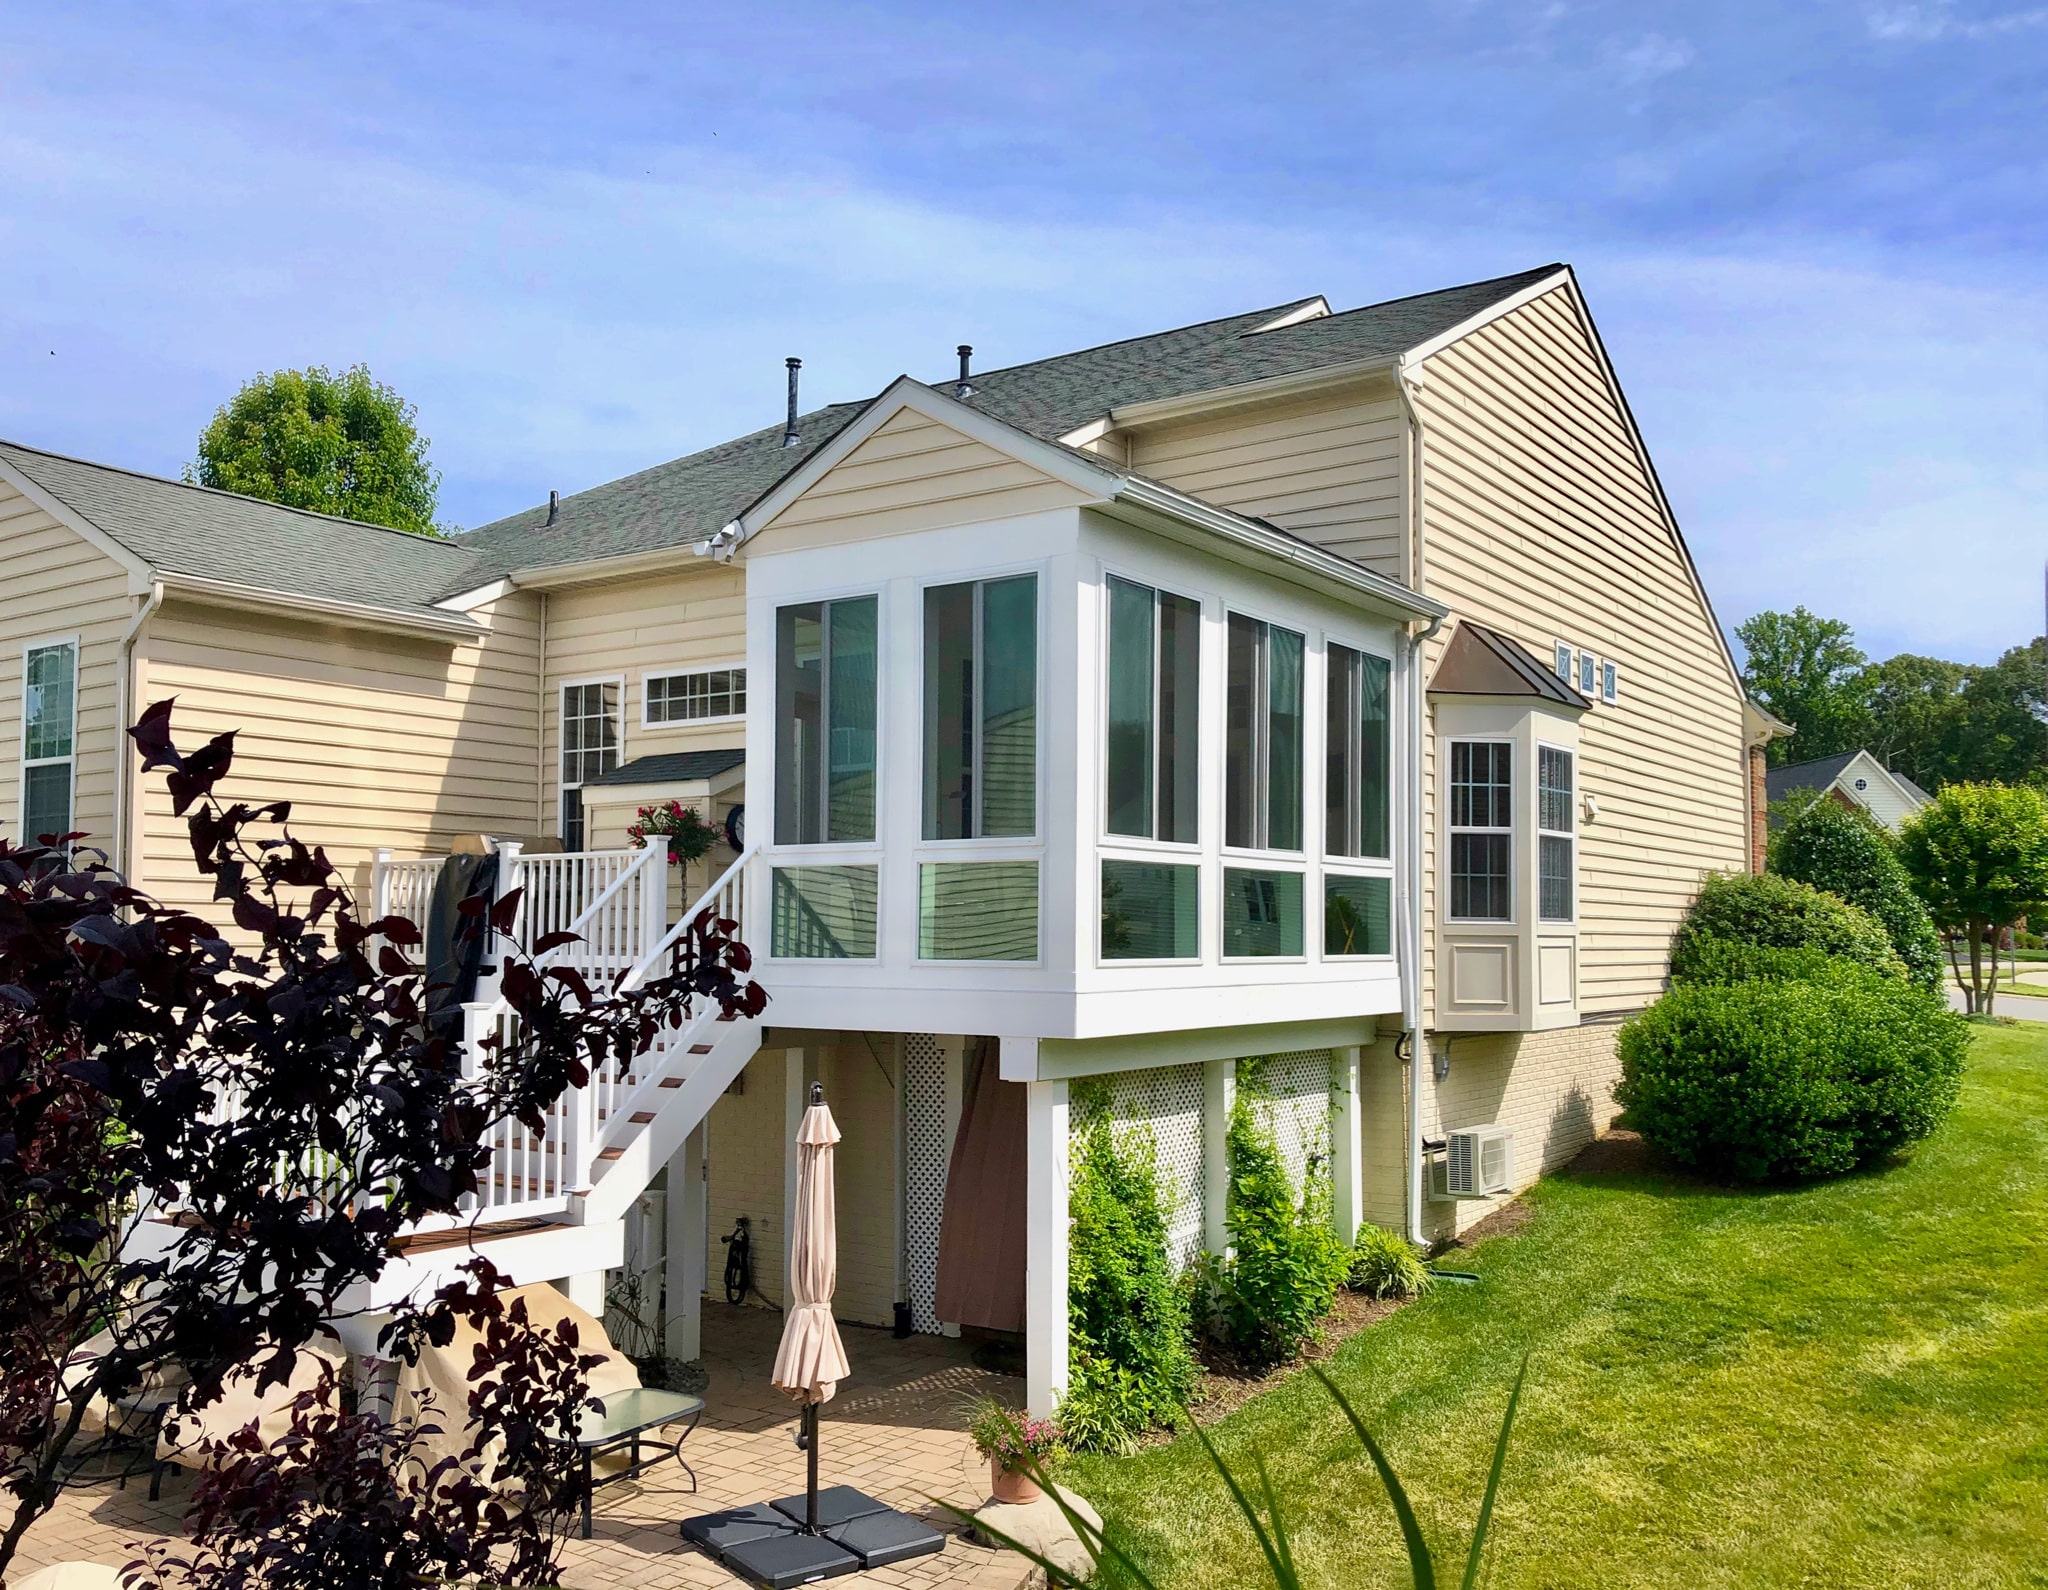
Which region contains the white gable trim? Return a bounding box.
[1394,268,1572,369]
[1245,297,1333,333]
[1402,268,1747,700]
[0,451,157,594]
[725,377,1122,547]
[1831,750,1928,812]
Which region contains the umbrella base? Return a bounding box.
[718,1531,861,1587]
[681,1488,944,1583]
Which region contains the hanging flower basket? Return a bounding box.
[625,799,717,866]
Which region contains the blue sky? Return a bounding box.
[1,1,2042,663]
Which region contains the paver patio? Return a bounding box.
[13,1306,1034,1590]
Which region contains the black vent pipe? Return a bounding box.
[783,357,802,448]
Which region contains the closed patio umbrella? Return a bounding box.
[771,1082,850,1531]
[681,1079,945,1582]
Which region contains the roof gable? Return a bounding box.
[0,438,482,627]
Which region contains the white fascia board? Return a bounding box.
[0,451,157,593]
[1105,478,1448,624]
[506,542,717,589]
[436,576,516,612]
[1394,268,1573,370]
[582,766,745,806]
[157,571,483,640]
[1245,297,1333,333]
[1086,354,1399,437]
[730,376,1123,548]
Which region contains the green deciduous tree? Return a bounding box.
[1952,638,2048,789]
[1736,607,1871,767]
[1897,782,2048,1015]
[188,365,444,535]
[1862,653,1971,792]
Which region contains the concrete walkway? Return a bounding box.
[13,1306,1033,1590]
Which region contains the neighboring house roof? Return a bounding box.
[0,438,484,628]
[1766,750,1932,810]
[1427,619,1591,708]
[452,266,1563,586]
[584,749,747,788]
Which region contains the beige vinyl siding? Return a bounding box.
[135,592,542,915]
[1415,285,1747,1016]
[540,563,748,840]
[751,407,1092,552]
[1126,377,1408,577]
[0,478,134,849]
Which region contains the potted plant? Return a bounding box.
[625,799,718,867]
[966,1398,1061,1504]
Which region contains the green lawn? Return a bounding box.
[1067,1025,2048,1588]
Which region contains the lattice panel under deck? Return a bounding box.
[1249,1050,1335,1198]
[1079,1063,1207,1271]
[901,1035,948,1335]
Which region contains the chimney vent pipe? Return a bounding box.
[783,357,803,448]
[955,345,974,399]
[546,490,559,526]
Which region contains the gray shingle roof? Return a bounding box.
[0,439,483,622]
[4,265,1563,615]
[584,748,746,787]
[1765,751,1866,804]
[453,266,1564,587]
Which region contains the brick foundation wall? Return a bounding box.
[1359,1020,1629,1240]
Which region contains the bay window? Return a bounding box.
[1448,740,1513,921]
[1539,745,1575,922]
[1105,575,1200,842]
[775,596,878,845]
[21,640,77,844]
[923,575,1036,839]
[1224,613,1303,851]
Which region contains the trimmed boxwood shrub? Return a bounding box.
[1670,871,1904,985]
[1773,800,1945,992]
[1615,969,1968,1182]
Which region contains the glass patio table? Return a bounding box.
[555,1386,705,1538]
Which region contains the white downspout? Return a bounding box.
[113,580,164,880]
[1395,358,1438,1246]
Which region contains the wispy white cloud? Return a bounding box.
[1602,32,1697,82]
[1866,1,2048,40]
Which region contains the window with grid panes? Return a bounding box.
[646,667,745,723]
[1448,740,1513,920]
[559,681,619,850]
[1538,745,1575,921]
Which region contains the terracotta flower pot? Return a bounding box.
[989,1458,1043,1505]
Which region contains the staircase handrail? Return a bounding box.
[537,842,665,964]
[619,841,759,992]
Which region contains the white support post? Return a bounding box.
[1331,1046,1364,1243]
[663,1122,707,1361]
[1202,1058,1237,1257]
[1023,1072,1070,1421]
[560,1270,607,1319]
[639,843,668,956]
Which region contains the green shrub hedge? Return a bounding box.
[1670,871,1905,985]
[1063,1105,1199,1451]
[1773,800,1945,991]
[1214,1094,1351,1370]
[1615,969,1968,1182]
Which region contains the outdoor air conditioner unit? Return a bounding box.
[1438,1125,1515,1199]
